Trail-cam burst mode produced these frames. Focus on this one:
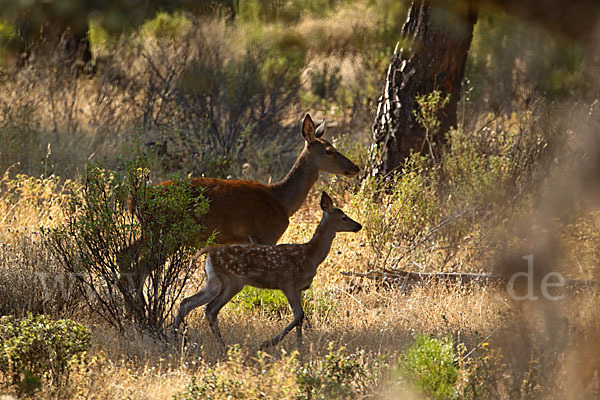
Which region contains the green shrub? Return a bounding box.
[414,90,450,161]
[351,154,437,269]
[45,152,212,334]
[398,335,459,400]
[0,314,90,393]
[295,344,373,400]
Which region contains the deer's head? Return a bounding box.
[320,192,362,233]
[302,114,360,178]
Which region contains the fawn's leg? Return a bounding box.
[172,258,221,333]
[260,289,304,350]
[205,284,242,348]
[172,285,219,333]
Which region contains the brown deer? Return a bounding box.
[172,192,362,349]
[120,114,359,296]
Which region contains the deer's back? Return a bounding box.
[158,177,289,245]
[205,243,316,290]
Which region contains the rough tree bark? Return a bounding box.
[368,0,477,177]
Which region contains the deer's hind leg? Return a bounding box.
[172,257,221,332]
[204,282,243,348]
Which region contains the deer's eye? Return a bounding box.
[342,216,349,221]
[326,149,335,155]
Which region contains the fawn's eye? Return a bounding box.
[342,216,348,221]
[326,149,335,155]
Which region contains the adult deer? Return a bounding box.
[172,192,362,349]
[120,114,359,293]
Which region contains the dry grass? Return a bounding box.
[1,4,600,398]
[2,176,600,398]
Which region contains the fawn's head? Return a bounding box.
[301,114,360,178]
[319,192,362,233]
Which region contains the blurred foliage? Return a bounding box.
[140,12,192,40]
[0,0,213,36]
[465,9,586,115]
[0,314,90,393]
[175,39,302,178]
[309,61,342,100]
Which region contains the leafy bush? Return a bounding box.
[295,344,374,400]
[0,314,90,393]
[351,154,437,270]
[45,153,212,335]
[353,92,552,272]
[413,90,451,162]
[398,335,459,400]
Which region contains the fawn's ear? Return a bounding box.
[315,120,326,138]
[302,114,316,143]
[320,192,334,212]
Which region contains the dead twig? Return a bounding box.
[340,269,598,289]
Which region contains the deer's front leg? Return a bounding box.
[260,289,304,350]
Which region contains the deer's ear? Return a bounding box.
[315,120,326,138]
[302,114,316,143]
[320,192,334,212]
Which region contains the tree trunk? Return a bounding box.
[368,0,477,177]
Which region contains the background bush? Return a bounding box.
[0,314,90,393]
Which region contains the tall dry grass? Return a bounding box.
[1,3,600,399]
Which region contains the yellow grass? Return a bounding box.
[2,176,600,398]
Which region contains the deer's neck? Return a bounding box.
[306,217,336,267]
[269,147,319,217]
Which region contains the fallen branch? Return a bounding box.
[340,269,598,289]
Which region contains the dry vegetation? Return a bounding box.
[1,1,600,399]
